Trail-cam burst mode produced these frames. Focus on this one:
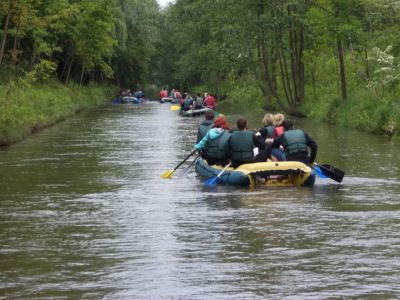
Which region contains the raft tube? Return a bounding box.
[180,107,212,117]
[195,158,315,187]
[122,96,141,103]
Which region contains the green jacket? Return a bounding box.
[283,129,308,156]
[229,130,254,162]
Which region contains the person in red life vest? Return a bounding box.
[272,113,285,139]
[159,88,167,101]
[265,113,286,161]
[203,93,216,110]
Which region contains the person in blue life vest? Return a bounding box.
[228,118,269,168]
[181,93,194,111]
[194,116,231,166]
[270,119,318,165]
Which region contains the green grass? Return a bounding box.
[0,79,116,146]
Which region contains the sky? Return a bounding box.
[157,0,175,8]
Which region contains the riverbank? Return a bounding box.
[205,75,399,139]
[0,80,116,147]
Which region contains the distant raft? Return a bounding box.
[160,97,180,104]
[195,157,315,187]
[179,107,212,117]
[121,96,141,104]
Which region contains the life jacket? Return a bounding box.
[183,98,193,110]
[206,130,231,161]
[175,91,181,99]
[229,131,254,163]
[283,129,308,157]
[204,96,216,109]
[197,120,213,143]
[273,125,284,139]
[264,125,274,138]
[195,96,204,107]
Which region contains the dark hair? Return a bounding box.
[237,118,248,130]
[205,110,214,120]
[282,119,293,130]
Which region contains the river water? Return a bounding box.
[1,102,399,299]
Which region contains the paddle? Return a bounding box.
[170,105,181,111]
[181,153,200,177]
[161,150,196,179]
[313,162,345,183]
[204,162,232,187]
[311,164,328,179]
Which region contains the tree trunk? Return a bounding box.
[80,64,85,85]
[11,1,23,68]
[65,59,72,84]
[0,0,15,65]
[337,38,347,102]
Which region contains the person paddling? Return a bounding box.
[270,119,318,165]
[194,116,231,166]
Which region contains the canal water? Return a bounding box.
[0,102,399,299]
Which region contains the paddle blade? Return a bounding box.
[204,177,218,186]
[160,170,174,179]
[313,165,328,178]
[320,164,345,183]
[170,105,180,111]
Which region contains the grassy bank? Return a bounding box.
[0,79,115,146]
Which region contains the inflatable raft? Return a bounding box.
[160,97,179,104]
[180,107,212,117]
[121,96,141,103]
[195,158,315,187]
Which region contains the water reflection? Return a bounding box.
[0,102,400,299]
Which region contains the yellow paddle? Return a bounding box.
[161,150,196,179]
[170,105,181,111]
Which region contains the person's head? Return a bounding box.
[236,118,248,130]
[197,93,201,97]
[213,116,229,129]
[205,110,214,121]
[273,113,285,126]
[261,113,274,127]
[282,119,294,131]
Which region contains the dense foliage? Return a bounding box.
[157,0,399,136]
[0,0,160,86]
[1,0,399,139]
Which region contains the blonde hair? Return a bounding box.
[273,113,285,126]
[261,113,274,127]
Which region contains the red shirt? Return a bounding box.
[204,95,216,109]
[272,126,284,139]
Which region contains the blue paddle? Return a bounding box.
[204,162,231,187]
[311,164,328,178]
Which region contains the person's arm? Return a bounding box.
[305,132,318,163]
[270,135,284,149]
[194,130,210,150]
[253,134,265,149]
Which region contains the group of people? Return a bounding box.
[194,111,318,169]
[120,89,145,99]
[159,88,217,111]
